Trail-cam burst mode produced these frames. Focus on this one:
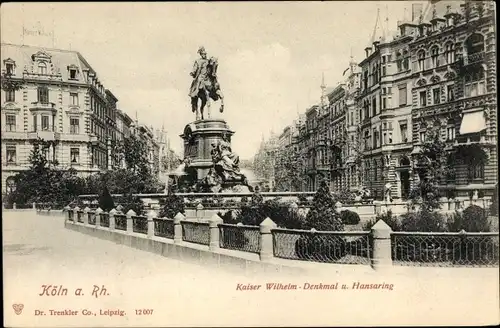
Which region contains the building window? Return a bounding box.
[33,115,37,132]
[468,162,484,181]
[382,97,386,109]
[5,90,15,102]
[464,67,486,97]
[445,43,455,64]
[447,85,454,101]
[69,68,77,79]
[37,86,49,103]
[70,93,79,106]
[38,62,47,75]
[6,63,14,75]
[420,131,426,143]
[420,91,427,107]
[431,46,439,67]
[400,122,408,143]
[70,118,79,134]
[433,88,440,104]
[5,114,16,131]
[418,50,425,71]
[373,129,379,148]
[396,52,402,72]
[398,84,407,106]
[41,115,50,131]
[372,97,377,116]
[447,126,455,141]
[402,50,409,71]
[6,145,16,164]
[70,148,80,164]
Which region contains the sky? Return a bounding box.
[1,1,419,159]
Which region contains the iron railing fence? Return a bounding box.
[99,213,110,228]
[114,214,127,231]
[132,216,148,234]
[391,232,499,267]
[154,218,175,239]
[76,211,84,223]
[87,211,96,225]
[272,228,371,265]
[219,224,261,254]
[181,221,210,245]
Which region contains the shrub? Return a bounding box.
[218,210,239,224]
[297,194,308,204]
[237,197,306,229]
[489,185,498,216]
[447,205,491,232]
[362,210,402,231]
[159,191,185,219]
[303,181,344,232]
[120,193,145,216]
[98,185,115,212]
[340,210,360,225]
[400,208,447,232]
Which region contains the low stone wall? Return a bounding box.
[65,221,308,276]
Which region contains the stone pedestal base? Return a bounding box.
[180,119,234,182]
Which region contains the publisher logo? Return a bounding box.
[12,304,24,315]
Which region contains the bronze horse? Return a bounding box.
[190,57,224,120]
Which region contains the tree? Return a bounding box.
[303,180,344,231]
[410,117,451,211]
[274,146,307,191]
[98,185,115,212]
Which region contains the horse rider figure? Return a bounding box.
[189,46,224,120]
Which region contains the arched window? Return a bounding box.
[38,62,47,75]
[400,156,410,167]
[465,33,485,55]
[445,42,455,64]
[431,46,439,67]
[418,50,426,71]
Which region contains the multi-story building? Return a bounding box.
[253,132,279,190]
[131,123,161,178]
[408,0,497,199]
[356,6,416,200]
[1,43,124,194]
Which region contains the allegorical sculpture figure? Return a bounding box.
[189,46,224,120]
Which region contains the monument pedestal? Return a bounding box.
[181,119,234,182]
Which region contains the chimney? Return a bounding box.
[365,46,373,57]
[412,3,423,22]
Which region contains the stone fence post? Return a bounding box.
[32,202,36,210]
[173,212,185,244]
[83,206,90,225]
[64,205,71,222]
[73,206,80,223]
[95,208,103,227]
[109,208,117,230]
[13,202,17,210]
[126,209,136,233]
[371,219,393,271]
[208,213,223,251]
[196,203,205,219]
[147,210,157,238]
[259,217,277,262]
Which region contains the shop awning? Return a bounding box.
[460,110,486,135]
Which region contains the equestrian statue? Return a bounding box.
[189,46,224,120]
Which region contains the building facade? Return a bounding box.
[408,0,497,198]
[260,0,497,199]
[1,43,126,195]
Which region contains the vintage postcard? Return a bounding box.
[2,1,499,327]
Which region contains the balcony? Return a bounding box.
[30,102,57,112]
[28,130,60,141]
[463,52,485,66]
